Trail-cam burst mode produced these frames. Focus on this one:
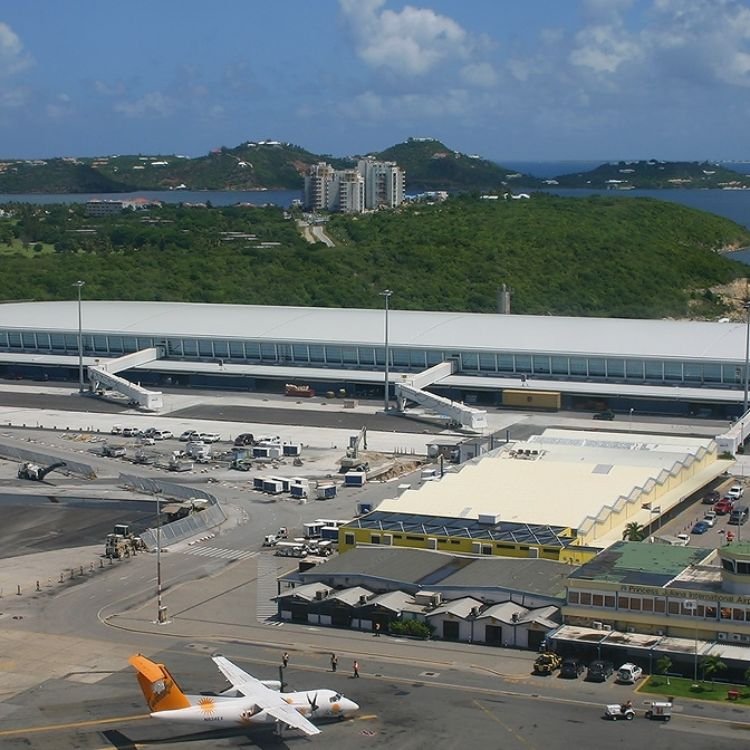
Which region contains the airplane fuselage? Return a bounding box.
[152,689,358,727]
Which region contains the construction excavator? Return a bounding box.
[340,426,368,473]
[17,460,67,481]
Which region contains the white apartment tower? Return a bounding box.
[304,162,336,211]
[357,158,406,209]
[304,159,405,213]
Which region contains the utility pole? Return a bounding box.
[72,280,85,393]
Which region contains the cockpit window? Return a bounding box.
[330,693,342,702]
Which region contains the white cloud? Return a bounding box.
[46,93,73,120]
[349,87,472,120]
[113,91,174,118]
[0,22,31,76]
[339,0,471,76]
[570,24,642,73]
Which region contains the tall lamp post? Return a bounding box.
[380,289,393,412]
[744,302,750,414]
[154,489,168,624]
[72,280,85,393]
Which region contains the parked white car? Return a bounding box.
[727,483,744,501]
[179,430,201,442]
[703,511,716,526]
[151,429,173,440]
[199,432,221,443]
[616,663,643,684]
[676,533,691,546]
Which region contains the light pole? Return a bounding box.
[380,289,393,412]
[629,408,634,432]
[154,489,168,624]
[72,280,85,393]
[744,301,750,414]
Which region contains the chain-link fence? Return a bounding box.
[0,442,96,479]
[118,473,225,549]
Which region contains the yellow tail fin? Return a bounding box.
[128,654,191,712]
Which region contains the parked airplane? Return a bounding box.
[129,653,359,736]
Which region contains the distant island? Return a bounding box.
[0,140,748,194]
[548,159,750,190]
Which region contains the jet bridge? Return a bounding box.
[394,361,488,431]
[87,346,164,411]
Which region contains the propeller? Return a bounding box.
[306,692,319,713]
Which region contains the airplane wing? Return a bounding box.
[211,655,320,736]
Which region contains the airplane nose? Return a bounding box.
[345,699,359,714]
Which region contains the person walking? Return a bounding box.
[330,653,338,672]
[374,622,381,636]
[282,652,289,669]
[352,659,360,678]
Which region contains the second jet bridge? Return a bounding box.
[394,361,488,432]
[87,346,164,412]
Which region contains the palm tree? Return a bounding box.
[655,655,672,685]
[622,522,646,542]
[701,654,727,683]
[745,666,750,686]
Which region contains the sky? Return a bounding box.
[2,0,750,162]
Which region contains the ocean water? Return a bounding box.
[2,163,750,230]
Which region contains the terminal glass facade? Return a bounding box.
[0,328,744,388]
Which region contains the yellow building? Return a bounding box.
[340,430,729,563]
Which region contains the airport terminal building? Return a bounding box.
[1,300,750,417]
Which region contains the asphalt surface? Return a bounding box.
[169,403,445,433]
[0,390,129,413]
[0,493,155,558]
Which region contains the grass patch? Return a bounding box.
[640,675,750,704]
[0,239,55,256]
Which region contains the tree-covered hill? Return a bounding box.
[552,160,750,189]
[1,194,748,319]
[374,138,540,190]
[0,138,537,194]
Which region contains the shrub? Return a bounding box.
[388,619,433,639]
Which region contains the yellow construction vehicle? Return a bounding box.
[533,652,562,675]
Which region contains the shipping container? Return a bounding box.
[253,476,267,491]
[501,389,561,410]
[282,443,302,457]
[344,471,367,487]
[316,483,337,500]
[262,479,284,495]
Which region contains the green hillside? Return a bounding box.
[374,138,539,190]
[0,138,538,194]
[0,193,747,319]
[552,160,750,189]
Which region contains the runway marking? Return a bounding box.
[182,546,258,561]
[0,713,150,737]
[474,699,536,749]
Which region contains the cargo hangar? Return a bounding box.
[1,300,749,419]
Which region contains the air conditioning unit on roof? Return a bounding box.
[601,624,612,631]
[717,632,728,641]
[730,633,742,642]
[592,621,603,630]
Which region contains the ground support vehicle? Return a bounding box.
[533,652,562,675]
[105,524,145,559]
[644,701,672,721]
[604,704,635,721]
[17,460,66,481]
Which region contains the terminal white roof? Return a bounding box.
[376,429,726,538]
[1,300,748,361]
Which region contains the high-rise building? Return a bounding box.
[357,158,406,210]
[304,159,405,213]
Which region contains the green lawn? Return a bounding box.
[640,675,750,705]
[0,239,55,255]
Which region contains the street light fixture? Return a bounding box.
[743,302,750,414]
[154,488,168,624]
[72,280,85,393]
[380,289,393,412]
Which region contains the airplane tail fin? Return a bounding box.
[128,654,191,712]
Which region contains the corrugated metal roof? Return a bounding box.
[1,300,748,361]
